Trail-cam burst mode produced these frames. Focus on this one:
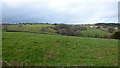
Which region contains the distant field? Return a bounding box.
[2,32,118,66]
[22,24,55,27]
[81,29,111,37]
[8,24,54,27]
[3,24,56,34]
[5,24,54,31]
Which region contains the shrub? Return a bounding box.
[108,28,115,33]
[70,26,87,31]
[18,25,22,27]
[75,31,83,36]
[2,25,8,32]
[54,24,87,36]
[53,24,70,30]
[110,31,120,39]
[57,29,75,36]
[40,27,56,34]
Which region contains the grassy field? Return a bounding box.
[2,32,118,66]
[8,24,54,28]
[22,24,55,27]
[3,24,56,34]
[80,29,111,37]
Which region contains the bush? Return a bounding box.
[108,28,115,33]
[53,24,70,30]
[75,31,83,36]
[2,25,8,32]
[110,31,120,39]
[54,24,87,36]
[57,29,75,36]
[70,26,87,31]
[18,25,22,27]
[40,27,56,34]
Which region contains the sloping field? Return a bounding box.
[81,29,111,37]
[8,24,54,28]
[2,32,118,66]
[4,24,56,34]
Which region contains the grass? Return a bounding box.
[22,24,54,27]
[81,29,111,37]
[0,29,1,67]
[8,24,54,28]
[2,32,118,66]
[3,24,56,34]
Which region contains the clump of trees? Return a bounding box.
[95,23,120,28]
[110,31,120,39]
[40,27,56,34]
[2,25,8,32]
[53,24,70,30]
[57,29,75,36]
[53,24,87,36]
[108,28,115,33]
[75,31,83,36]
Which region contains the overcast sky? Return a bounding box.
[2,0,119,24]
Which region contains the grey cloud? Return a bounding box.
[2,1,118,24]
